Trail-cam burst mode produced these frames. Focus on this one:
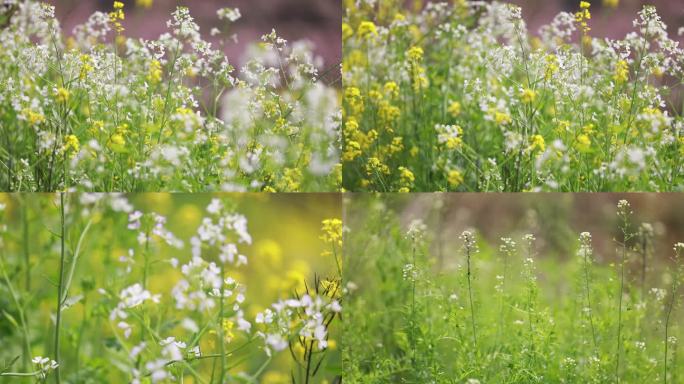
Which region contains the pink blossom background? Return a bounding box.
[47,0,342,68]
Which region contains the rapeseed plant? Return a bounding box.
[342,0,684,191]
[0,194,342,382]
[0,1,340,192]
[343,195,684,383]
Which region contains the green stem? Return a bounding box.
[615,236,626,383]
[218,263,226,384]
[467,246,477,347]
[54,193,66,384]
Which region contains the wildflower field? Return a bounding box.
[342,0,684,192]
[0,193,342,383]
[343,194,684,383]
[0,1,340,192]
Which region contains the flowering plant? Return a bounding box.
[342,0,684,192]
[0,1,340,192]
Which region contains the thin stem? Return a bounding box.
[304,339,315,384]
[410,244,417,363]
[664,266,680,384]
[467,246,477,347]
[583,246,597,349]
[54,193,66,384]
[218,263,225,384]
[22,201,30,292]
[615,236,626,383]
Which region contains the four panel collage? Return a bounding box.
[0,0,683,383]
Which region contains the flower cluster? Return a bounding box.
[0,1,340,192]
[342,0,684,192]
[255,291,342,357]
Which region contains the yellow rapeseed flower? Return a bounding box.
[398,166,415,186]
[494,111,512,125]
[63,135,80,157]
[528,134,546,153]
[79,54,94,81]
[136,0,153,9]
[110,2,125,33]
[447,169,464,188]
[575,134,591,152]
[342,23,353,41]
[357,21,378,40]
[147,59,163,84]
[384,81,399,98]
[603,0,619,8]
[614,60,629,84]
[448,101,462,117]
[55,87,70,103]
[321,218,343,247]
[520,88,537,104]
[22,109,45,125]
[545,54,559,80]
[407,46,424,63]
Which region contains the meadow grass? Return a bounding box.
[0,194,342,383]
[0,1,340,192]
[342,0,684,192]
[343,196,684,383]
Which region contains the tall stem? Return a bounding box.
[218,263,225,384]
[22,202,30,292]
[467,246,477,347]
[615,236,626,383]
[54,193,66,384]
[583,247,597,349]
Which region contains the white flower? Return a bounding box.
[32,356,59,380]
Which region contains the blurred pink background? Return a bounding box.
[48,0,341,68]
[508,0,684,41]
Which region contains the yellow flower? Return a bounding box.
[407,46,424,63]
[79,54,94,81]
[221,319,235,343]
[494,111,512,125]
[528,134,546,153]
[389,136,404,153]
[575,134,591,152]
[110,1,125,33]
[520,88,537,104]
[109,133,127,153]
[357,21,378,40]
[344,87,364,115]
[384,81,399,98]
[62,135,80,157]
[147,59,163,84]
[342,22,353,41]
[55,87,70,103]
[603,0,618,8]
[448,101,462,117]
[22,109,45,125]
[366,157,390,176]
[614,60,629,84]
[135,0,153,9]
[575,2,591,33]
[447,169,463,188]
[321,218,343,247]
[398,166,415,187]
[409,146,419,157]
[343,140,362,161]
[545,54,559,80]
